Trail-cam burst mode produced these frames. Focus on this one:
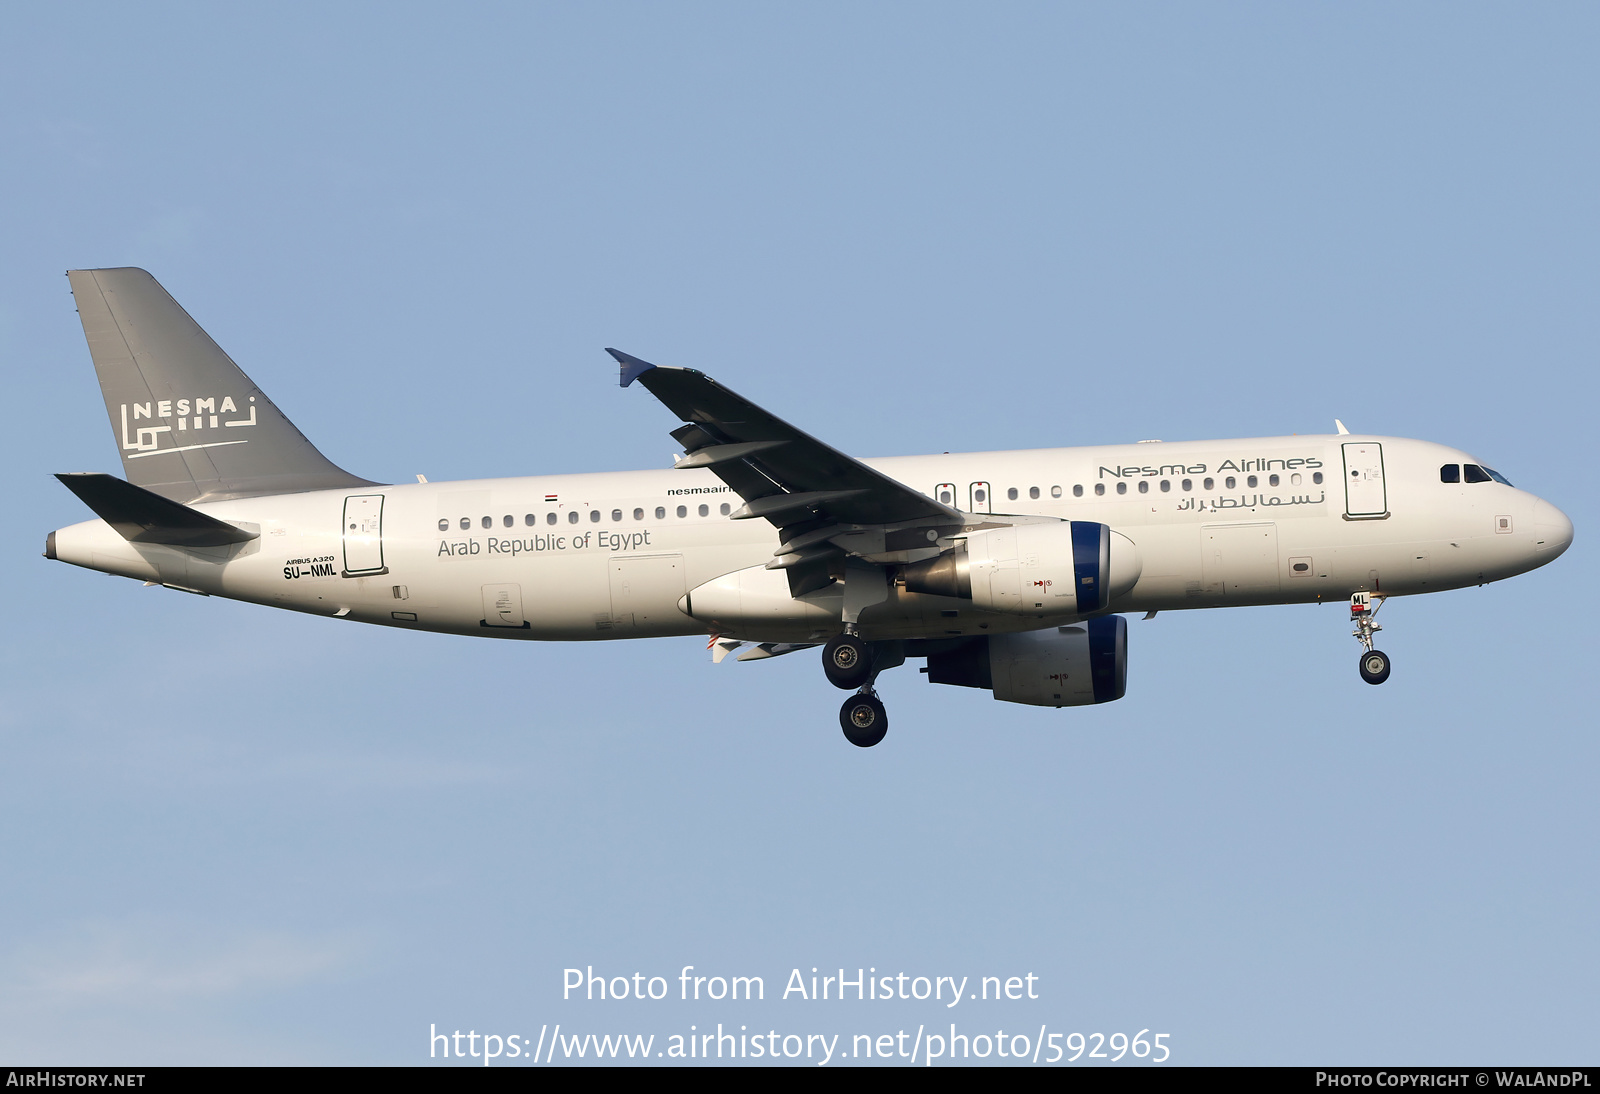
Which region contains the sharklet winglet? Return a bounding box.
[607,348,657,388]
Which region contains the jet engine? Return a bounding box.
[923,615,1128,707]
[901,521,1141,619]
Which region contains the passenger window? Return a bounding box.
[590,510,600,522]
[1116,482,1127,495]
[503,515,513,528]
[1072,485,1083,498]
[460,517,470,530]
[656,506,666,519]
[1030,486,1041,500]
[1464,464,1491,483]
[1291,473,1302,485]
[1181,478,1192,491]
[1007,487,1018,501]
[719,502,730,516]
[568,511,579,524]
[634,508,644,520]
[698,504,709,517]
[1440,464,1460,483]
[1312,471,1323,485]
[1268,474,1280,487]
[547,512,557,525]
[438,519,449,532]
[1247,475,1258,488]
[1094,483,1105,496]
[611,509,622,522]
[525,514,535,526]
[676,505,687,518]
[1225,476,1236,489]
[1138,480,1149,494]
[1203,477,1214,490]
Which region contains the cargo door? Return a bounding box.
[1342,442,1388,518]
[341,494,386,575]
[1201,523,1281,599]
[608,554,686,634]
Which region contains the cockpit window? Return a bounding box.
[1464,464,1492,484]
[1440,464,1460,483]
[1484,466,1513,486]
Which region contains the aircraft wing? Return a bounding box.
[609,349,963,592]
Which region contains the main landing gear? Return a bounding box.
[840,689,887,748]
[1350,592,1392,685]
[823,632,873,689]
[823,628,901,747]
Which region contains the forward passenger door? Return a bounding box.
[1341,443,1388,519]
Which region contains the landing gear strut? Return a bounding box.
[839,688,887,748]
[1350,592,1391,685]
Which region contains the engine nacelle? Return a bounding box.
[925,616,1128,707]
[902,521,1141,619]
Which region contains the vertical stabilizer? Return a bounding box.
[68,268,375,503]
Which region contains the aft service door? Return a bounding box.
[341,494,386,576]
[1341,443,1388,518]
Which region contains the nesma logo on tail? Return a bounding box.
[118,395,258,455]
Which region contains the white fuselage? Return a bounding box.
[49,433,1572,643]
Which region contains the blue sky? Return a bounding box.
[2,3,1596,1065]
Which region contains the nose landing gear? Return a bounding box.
[1350,592,1391,685]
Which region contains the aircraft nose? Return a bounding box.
[1531,498,1573,560]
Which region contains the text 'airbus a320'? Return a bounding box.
[46,269,1573,746]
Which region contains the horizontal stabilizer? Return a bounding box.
[55,472,258,547]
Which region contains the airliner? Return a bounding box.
[46,269,1574,747]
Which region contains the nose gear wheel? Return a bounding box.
[1359,649,1392,685]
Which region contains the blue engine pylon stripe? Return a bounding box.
[1071,521,1106,614]
[1087,614,1128,704]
